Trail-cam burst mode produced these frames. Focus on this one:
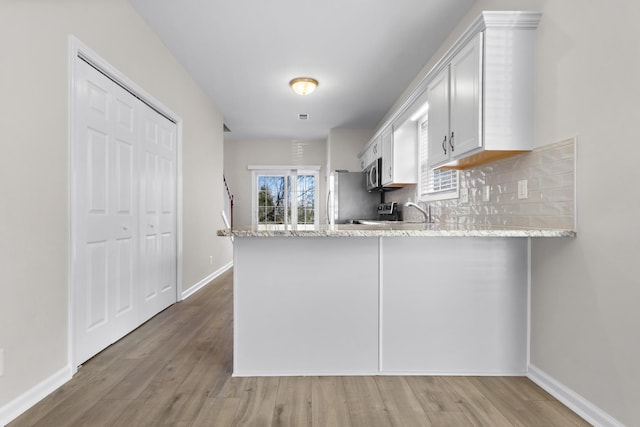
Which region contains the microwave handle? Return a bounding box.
[369,165,378,188]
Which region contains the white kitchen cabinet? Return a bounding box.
[380,237,528,375]
[380,124,417,187]
[449,33,483,158]
[426,66,451,167]
[425,12,539,169]
[427,35,482,168]
[358,135,380,171]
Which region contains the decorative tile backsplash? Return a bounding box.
[389,138,576,229]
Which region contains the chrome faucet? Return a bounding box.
[403,201,431,223]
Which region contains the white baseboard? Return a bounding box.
[180,261,233,300]
[0,365,72,427]
[527,364,624,427]
[0,263,233,426]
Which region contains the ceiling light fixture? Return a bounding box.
[289,77,318,96]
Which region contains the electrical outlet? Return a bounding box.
[0,348,4,377]
[518,179,528,199]
[460,187,469,204]
[482,185,491,202]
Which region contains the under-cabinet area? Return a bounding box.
[232,235,528,376]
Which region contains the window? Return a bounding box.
[251,167,319,230]
[418,117,459,201]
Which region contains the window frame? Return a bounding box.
[249,165,320,230]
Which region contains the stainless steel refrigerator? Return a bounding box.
[327,171,381,224]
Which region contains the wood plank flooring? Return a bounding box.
[9,269,590,426]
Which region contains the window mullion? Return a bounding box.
[290,170,298,227]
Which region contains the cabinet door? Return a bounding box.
[450,32,483,158]
[380,127,393,186]
[426,67,450,167]
[371,136,380,160]
[358,154,366,171]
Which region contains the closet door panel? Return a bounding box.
[114,236,134,315]
[156,116,177,306]
[111,83,138,321]
[139,105,176,323]
[74,60,139,364]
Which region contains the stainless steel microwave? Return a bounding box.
[365,158,383,192]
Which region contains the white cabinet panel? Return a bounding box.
[449,34,482,157]
[380,237,528,375]
[427,33,482,168]
[427,68,450,167]
[358,135,380,171]
[380,124,418,187]
[234,237,379,375]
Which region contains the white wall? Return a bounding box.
[327,128,373,172]
[386,0,640,425]
[224,139,327,227]
[0,0,232,411]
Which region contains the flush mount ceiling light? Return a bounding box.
[289,77,318,95]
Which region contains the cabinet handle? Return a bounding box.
[442,135,448,155]
[450,131,455,152]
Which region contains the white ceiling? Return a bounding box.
[128,0,477,141]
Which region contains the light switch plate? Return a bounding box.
[518,179,528,199]
[0,348,4,377]
[482,185,491,202]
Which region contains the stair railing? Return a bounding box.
[223,175,234,230]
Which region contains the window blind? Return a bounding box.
[419,119,458,198]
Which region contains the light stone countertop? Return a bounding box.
[217,223,576,238]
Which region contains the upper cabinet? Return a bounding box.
[381,124,418,187]
[428,12,540,169]
[359,11,541,180]
[428,33,482,167]
[358,135,381,170]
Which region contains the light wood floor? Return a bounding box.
[10,269,590,426]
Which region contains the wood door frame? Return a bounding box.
[68,36,183,373]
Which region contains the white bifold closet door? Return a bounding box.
[139,99,178,323]
[73,59,177,364]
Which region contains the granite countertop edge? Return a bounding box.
[217,225,577,238]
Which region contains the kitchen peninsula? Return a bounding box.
[217,10,577,378]
[218,224,575,377]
